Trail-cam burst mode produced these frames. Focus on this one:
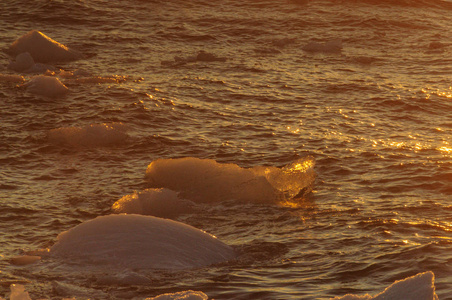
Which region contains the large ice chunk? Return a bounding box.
[49,214,236,270]
[145,156,315,203]
[6,30,83,63]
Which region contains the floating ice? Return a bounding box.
[48,122,129,147]
[10,255,41,266]
[6,30,83,63]
[302,39,343,53]
[146,290,208,300]
[49,214,236,269]
[112,188,195,217]
[145,156,315,204]
[2,284,31,300]
[0,74,25,84]
[24,75,68,97]
[332,271,438,300]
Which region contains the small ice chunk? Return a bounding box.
[0,74,25,84]
[24,75,68,97]
[48,122,129,147]
[10,284,31,300]
[332,271,438,300]
[146,290,208,300]
[112,188,194,217]
[10,255,41,266]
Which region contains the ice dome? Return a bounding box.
[49,214,236,270]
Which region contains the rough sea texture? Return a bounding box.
[1,0,451,299]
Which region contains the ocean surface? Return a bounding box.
[1,0,451,299]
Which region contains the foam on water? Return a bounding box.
[47,122,129,147]
[48,214,236,270]
[145,156,315,204]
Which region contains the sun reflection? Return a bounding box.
[438,146,452,154]
[286,158,315,173]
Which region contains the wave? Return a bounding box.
[145,156,316,204]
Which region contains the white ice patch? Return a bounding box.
[145,156,315,203]
[48,122,129,147]
[112,188,195,217]
[24,75,68,97]
[332,271,438,300]
[6,30,83,63]
[49,214,236,270]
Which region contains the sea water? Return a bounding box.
[0,0,451,299]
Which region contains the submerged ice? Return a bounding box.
[47,122,129,147]
[49,214,236,270]
[145,156,315,204]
